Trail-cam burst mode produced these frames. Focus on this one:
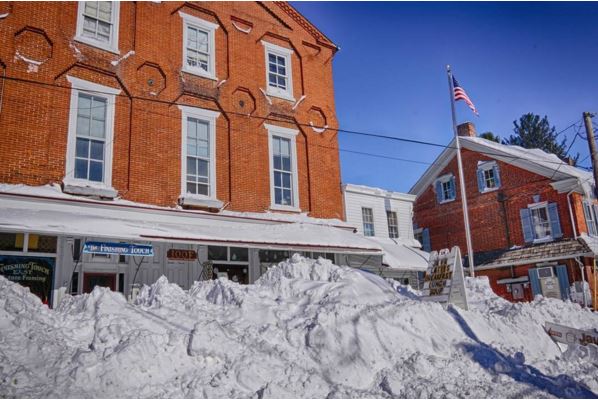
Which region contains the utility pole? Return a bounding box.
[583,112,598,196]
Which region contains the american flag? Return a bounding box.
[453,76,478,116]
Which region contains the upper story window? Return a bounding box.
[520,201,562,243]
[65,76,119,187]
[435,174,456,204]
[178,105,220,199]
[583,201,598,236]
[477,161,501,192]
[261,41,294,101]
[179,12,218,80]
[387,211,398,238]
[266,124,299,211]
[75,1,120,53]
[362,207,375,237]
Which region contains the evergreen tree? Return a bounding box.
[502,113,579,165]
[479,131,501,143]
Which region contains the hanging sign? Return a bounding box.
[83,241,154,257]
[422,246,469,310]
[545,322,598,347]
[167,248,197,261]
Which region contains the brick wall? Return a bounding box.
[0,2,344,219]
[413,148,585,253]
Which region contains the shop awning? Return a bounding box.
[0,189,382,255]
[364,237,429,271]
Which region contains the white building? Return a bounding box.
[342,184,429,286]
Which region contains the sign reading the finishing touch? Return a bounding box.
[83,242,154,257]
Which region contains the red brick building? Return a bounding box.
[0,2,382,306]
[411,123,597,308]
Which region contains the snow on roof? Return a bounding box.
[0,183,355,229]
[342,183,416,201]
[0,185,378,253]
[364,237,429,271]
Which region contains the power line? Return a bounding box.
[0,74,586,169]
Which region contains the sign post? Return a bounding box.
[422,246,469,310]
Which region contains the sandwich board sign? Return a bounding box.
[422,246,468,310]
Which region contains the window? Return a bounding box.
[435,174,456,203]
[362,207,375,237]
[520,202,562,243]
[65,76,119,187]
[414,227,431,251]
[477,161,501,192]
[178,105,220,199]
[266,124,299,210]
[75,1,120,53]
[0,232,57,254]
[387,211,398,238]
[261,41,294,101]
[208,246,248,262]
[583,201,598,236]
[180,12,218,80]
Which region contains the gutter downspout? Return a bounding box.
[567,190,578,239]
[575,257,588,307]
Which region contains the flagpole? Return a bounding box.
[447,65,475,278]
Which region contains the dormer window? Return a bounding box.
[477,161,501,192]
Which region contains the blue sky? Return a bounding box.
[292,2,598,192]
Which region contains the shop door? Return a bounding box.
[83,272,116,293]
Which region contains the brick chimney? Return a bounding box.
[457,122,476,137]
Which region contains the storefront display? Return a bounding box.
[0,255,55,305]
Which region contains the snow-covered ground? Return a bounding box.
[1,255,597,398]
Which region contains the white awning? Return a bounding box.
[364,237,429,271]
[0,191,381,255]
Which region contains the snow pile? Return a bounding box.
[1,256,598,398]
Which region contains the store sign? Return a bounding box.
[83,241,154,256]
[545,322,598,346]
[422,246,469,310]
[167,248,197,261]
[0,256,55,304]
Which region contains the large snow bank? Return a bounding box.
[1,255,597,398]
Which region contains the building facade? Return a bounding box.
[0,2,383,306]
[342,184,428,286]
[411,122,597,307]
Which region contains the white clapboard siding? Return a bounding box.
[343,184,416,241]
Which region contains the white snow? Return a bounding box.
[1,255,597,398]
[110,50,135,66]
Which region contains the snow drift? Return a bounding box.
[1,254,597,398]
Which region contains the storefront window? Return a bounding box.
[0,233,25,251]
[208,246,227,261]
[259,250,290,263]
[28,234,57,253]
[230,247,248,262]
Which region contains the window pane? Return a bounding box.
[283,189,292,205]
[274,171,282,187]
[282,172,291,189]
[197,159,208,178]
[230,247,248,262]
[91,97,106,121]
[75,158,88,179]
[97,21,111,42]
[269,73,277,86]
[76,138,89,158]
[90,119,105,138]
[281,156,291,172]
[197,183,209,196]
[89,140,104,160]
[278,66,286,75]
[196,121,209,141]
[277,55,285,66]
[187,118,197,139]
[273,155,281,170]
[89,161,103,182]
[275,188,282,205]
[187,157,196,175]
[84,2,98,16]
[268,53,276,63]
[78,94,92,116]
[197,30,209,53]
[0,232,24,251]
[186,182,196,194]
[28,234,57,253]
[97,2,112,21]
[208,246,227,261]
[280,139,290,156]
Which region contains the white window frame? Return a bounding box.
[478,161,499,192]
[75,1,120,54]
[266,123,300,212]
[437,174,455,203]
[178,105,220,200]
[528,201,552,242]
[386,210,399,239]
[64,76,120,189]
[261,41,294,101]
[362,207,375,237]
[179,11,218,80]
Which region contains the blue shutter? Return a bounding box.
[477,168,485,192]
[450,176,456,199]
[422,228,431,252]
[547,202,562,239]
[528,269,541,298]
[520,208,534,243]
[555,265,570,301]
[493,165,501,188]
[435,180,443,203]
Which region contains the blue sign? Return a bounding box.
[83,242,154,257]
